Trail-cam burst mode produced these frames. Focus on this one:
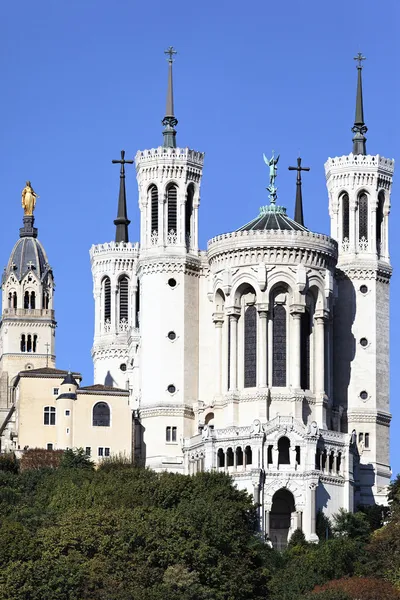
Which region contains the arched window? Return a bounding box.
[300,308,311,390]
[93,402,110,427]
[236,447,243,466]
[13,292,17,309]
[103,277,111,323]
[43,292,49,309]
[217,449,225,468]
[245,445,252,465]
[150,185,158,234]
[342,193,349,241]
[30,292,36,309]
[244,304,257,388]
[27,334,32,353]
[377,192,384,254]
[135,279,140,328]
[119,276,129,323]
[20,334,26,352]
[358,193,368,242]
[33,335,37,353]
[226,447,234,467]
[185,184,194,247]
[278,436,290,465]
[272,304,286,387]
[44,406,56,425]
[24,291,29,309]
[167,185,178,234]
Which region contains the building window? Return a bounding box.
[105,447,110,457]
[47,443,53,451]
[20,334,26,352]
[244,304,257,388]
[85,447,91,456]
[119,276,129,323]
[65,410,70,416]
[272,304,286,387]
[167,184,178,234]
[166,426,177,442]
[103,277,111,323]
[66,428,70,434]
[358,432,364,444]
[43,291,50,309]
[359,193,368,241]
[278,436,290,465]
[27,334,32,353]
[92,402,110,427]
[53,388,59,396]
[342,193,349,241]
[167,384,176,394]
[33,334,37,353]
[44,406,56,425]
[150,185,158,234]
[217,448,225,468]
[377,192,384,254]
[244,445,252,465]
[98,447,104,457]
[364,433,370,448]
[300,308,311,390]
[185,183,194,248]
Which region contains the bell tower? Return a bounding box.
[325,55,394,504]
[135,48,204,471]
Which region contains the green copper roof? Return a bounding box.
[237,204,309,232]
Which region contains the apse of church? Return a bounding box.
[0,51,394,549]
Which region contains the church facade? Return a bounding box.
[0,53,394,548]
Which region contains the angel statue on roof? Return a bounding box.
[263,152,280,187]
[21,181,39,216]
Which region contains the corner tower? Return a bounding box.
[0,184,56,411]
[135,48,204,471]
[325,55,394,505]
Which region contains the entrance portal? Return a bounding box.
[269,488,296,551]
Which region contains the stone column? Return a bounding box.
[265,509,270,537]
[258,308,268,387]
[111,282,118,334]
[370,200,377,254]
[309,482,318,542]
[383,206,390,259]
[267,314,273,386]
[314,314,326,428]
[94,289,101,336]
[158,195,164,247]
[213,312,224,396]
[349,201,357,253]
[290,310,302,389]
[228,311,240,391]
[130,283,137,329]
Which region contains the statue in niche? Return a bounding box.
[21,181,39,216]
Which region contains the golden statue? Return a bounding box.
[21,181,39,216]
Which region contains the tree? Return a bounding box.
[310,576,400,600]
[59,448,94,470]
[288,528,307,549]
[332,508,371,542]
[317,510,333,542]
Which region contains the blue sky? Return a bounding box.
[1,1,399,471]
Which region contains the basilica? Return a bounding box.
[0,52,394,548]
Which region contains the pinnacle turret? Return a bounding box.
[162,47,178,148]
[112,150,133,243]
[352,53,368,155]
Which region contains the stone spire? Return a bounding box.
[112,150,133,243]
[288,157,310,227]
[352,53,368,155]
[162,46,178,148]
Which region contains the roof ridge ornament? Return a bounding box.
[162,46,178,148]
[352,53,368,155]
[263,151,280,204]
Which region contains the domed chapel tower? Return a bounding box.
[135,48,204,471]
[0,187,56,410]
[325,55,394,505]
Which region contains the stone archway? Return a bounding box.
[269,488,296,551]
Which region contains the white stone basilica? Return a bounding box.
[0,53,394,548]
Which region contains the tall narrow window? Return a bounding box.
[30,292,36,309]
[359,193,368,242]
[272,304,286,387]
[278,436,290,465]
[167,185,178,234]
[24,291,29,309]
[27,334,32,353]
[135,280,140,328]
[244,304,257,387]
[43,292,49,309]
[119,276,129,323]
[8,293,12,308]
[377,192,384,255]
[103,277,111,323]
[33,334,37,353]
[342,193,349,241]
[166,426,171,442]
[20,334,26,352]
[185,184,194,248]
[300,308,311,390]
[44,406,56,425]
[13,292,17,309]
[93,402,110,426]
[150,185,159,234]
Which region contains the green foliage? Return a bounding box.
[357,503,389,531]
[0,452,19,473]
[288,528,307,549]
[316,510,333,542]
[311,576,400,600]
[332,508,371,542]
[306,590,351,600]
[59,448,94,470]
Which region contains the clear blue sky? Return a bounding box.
[1,1,399,471]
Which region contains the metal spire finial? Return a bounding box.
[162,46,178,148]
[112,150,133,243]
[352,53,367,155]
[288,157,310,227]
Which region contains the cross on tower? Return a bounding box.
[288,156,310,182]
[164,46,177,62]
[354,52,366,69]
[26,261,35,270]
[112,150,133,176]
